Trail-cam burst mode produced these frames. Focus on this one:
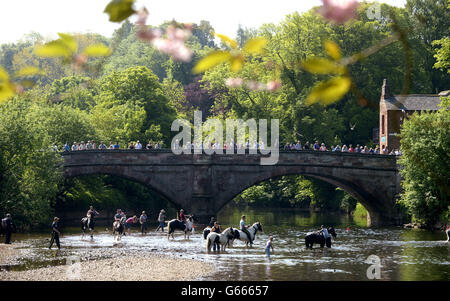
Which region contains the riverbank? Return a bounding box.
[0,243,26,266]
[0,252,215,281]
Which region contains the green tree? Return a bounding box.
[399,97,450,227]
[96,66,176,144]
[433,37,450,73]
[0,97,63,228]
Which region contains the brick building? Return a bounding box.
[379,79,448,151]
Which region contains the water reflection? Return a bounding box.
[2,207,449,281]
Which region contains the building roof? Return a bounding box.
[383,94,444,111]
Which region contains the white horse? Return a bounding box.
[229,222,263,247]
[206,227,236,252]
[167,216,194,240]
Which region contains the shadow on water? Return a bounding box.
[2,207,449,280]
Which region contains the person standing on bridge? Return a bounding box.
[313,141,320,151]
[98,142,107,150]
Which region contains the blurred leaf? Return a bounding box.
[193,51,232,74]
[34,40,73,58]
[14,66,43,78]
[230,55,244,72]
[243,37,267,55]
[82,44,112,57]
[301,57,346,74]
[57,33,78,53]
[0,66,15,103]
[0,83,15,103]
[0,66,10,81]
[104,0,136,22]
[306,76,351,105]
[215,33,238,49]
[324,40,341,60]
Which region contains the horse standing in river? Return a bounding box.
[167,216,194,240]
[229,222,263,247]
[304,227,337,249]
[206,227,236,252]
[112,217,126,242]
[81,216,95,238]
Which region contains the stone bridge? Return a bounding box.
[61,150,402,226]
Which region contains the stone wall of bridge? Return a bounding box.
[62,150,401,226]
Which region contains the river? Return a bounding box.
[2,206,449,281]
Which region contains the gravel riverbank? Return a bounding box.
[0,243,26,265]
[0,253,215,281]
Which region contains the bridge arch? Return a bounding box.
[213,171,381,226]
[63,165,186,210]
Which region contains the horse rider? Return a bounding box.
[179,209,186,224]
[49,217,61,250]
[2,213,15,244]
[86,205,99,237]
[211,221,222,234]
[240,215,253,245]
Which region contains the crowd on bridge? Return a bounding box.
[55,139,402,156]
[53,140,164,152]
[282,141,402,156]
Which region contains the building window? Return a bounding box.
[382,115,385,135]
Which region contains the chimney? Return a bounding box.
[381,79,391,99]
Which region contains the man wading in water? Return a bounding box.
[2,214,15,244]
[156,209,166,232]
[139,211,148,235]
[49,217,61,250]
[86,206,99,238]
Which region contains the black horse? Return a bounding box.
[305,227,337,248]
[167,216,194,240]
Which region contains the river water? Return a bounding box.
[2,207,449,281]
